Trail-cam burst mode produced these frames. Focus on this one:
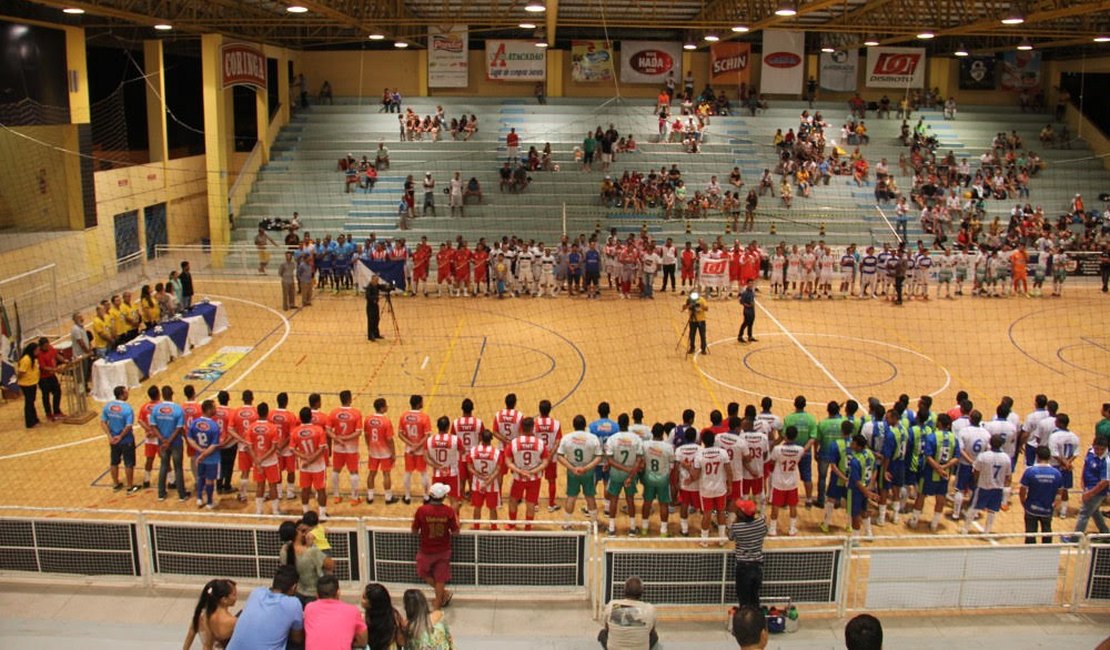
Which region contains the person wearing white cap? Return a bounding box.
[411,481,458,609]
[422,173,436,217]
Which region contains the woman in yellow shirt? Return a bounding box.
[16,341,41,428]
[139,284,160,328]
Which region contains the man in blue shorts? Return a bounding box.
[847,434,878,538]
[567,244,583,296]
[821,419,856,533]
[101,386,139,494]
[1019,446,1064,544]
[879,409,909,525]
[187,399,223,509]
[909,413,960,532]
[584,239,602,299]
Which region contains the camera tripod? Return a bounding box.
[382,287,402,343]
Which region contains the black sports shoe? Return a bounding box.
[384,496,399,505]
[402,495,412,505]
[113,483,125,492]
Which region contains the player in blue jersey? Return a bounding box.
[879,409,910,525]
[583,240,602,299]
[822,419,856,533]
[151,385,188,501]
[1019,446,1064,544]
[589,401,620,505]
[187,400,223,509]
[847,434,879,538]
[909,413,960,532]
[101,385,139,494]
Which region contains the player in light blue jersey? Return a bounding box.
[589,401,620,505]
[101,385,138,493]
[187,400,223,509]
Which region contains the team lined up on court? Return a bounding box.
[100,384,1110,540]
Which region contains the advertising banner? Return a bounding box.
[1000,51,1042,90]
[819,49,859,92]
[709,42,751,86]
[486,40,546,81]
[619,40,682,84]
[221,43,266,90]
[759,30,805,94]
[698,258,729,289]
[428,26,468,88]
[865,47,926,88]
[571,40,614,82]
[959,56,996,90]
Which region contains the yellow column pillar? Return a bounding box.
[256,87,270,164]
[65,27,89,124]
[201,33,230,262]
[143,40,168,163]
[63,26,90,232]
[546,49,564,97]
[417,50,429,97]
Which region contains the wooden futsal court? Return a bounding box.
[0,274,1107,539]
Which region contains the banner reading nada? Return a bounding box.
[759,30,804,95]
[572,40,614,82]
[487,40,546,81]
[428,26,468,88]
[619,41,682,84]
[709,42,751,86]
[866,47,925,88]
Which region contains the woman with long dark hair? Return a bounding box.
[363,583,406,650]
[15,341,40,428]
[182,578,237,649]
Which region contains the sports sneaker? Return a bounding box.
[157,495,166,502]
[142,481,151,489]
[178,495,190,503]
[350,498,360,505]
[628,528,638,537]
[196,499,204,508]
[205,503,215,510]
[402,496,412,505]
[659,530,669,538]
[788,528,798,537]
[819,522,830,534]
[366,496,375,504]
[113,483,125,492]
[384,496,399,505]
[127,485,141,494]
[547,505,560,512]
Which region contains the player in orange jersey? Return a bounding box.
[268,392,298,500]
[137,384,161,489]
[364,397,398,504]
[399,394,432,504]
[247,402,282,515]
[328,389,363,504]
[231,390,260,502]
[291,406,329,519]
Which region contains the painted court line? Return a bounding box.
[0,436,103,462]
[756,301,858,403]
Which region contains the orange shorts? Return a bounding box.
[237,450,253,473]
[278,455,297,473]
[299,470,325,490]
[404,453,427,473]
[368,457,395,472]
[253,464,281,484]
[144,442,159,459]
[332,451,359,473]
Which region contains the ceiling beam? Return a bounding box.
[880,0,1110,45]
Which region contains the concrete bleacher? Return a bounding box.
[233,96,1107,251]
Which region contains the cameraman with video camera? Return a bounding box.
[682,290,709,355]
[365,273,394,341]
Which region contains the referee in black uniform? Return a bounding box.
[729,498,768,609]
[365,274,391,341]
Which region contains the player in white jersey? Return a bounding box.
[533,399,563,511]
[953,248,971,295]
[770,247,786,297]
[755,397,783,438]
[451,398,484,497]
[674,427,701,536]
[692,431,734,545]
[1020,394,1050,468]
[715,422,749,519]
[913,248,933,299]
[740,424,770,506]
[768,427,805,535]
[954,411,992,520]
[838,245,857,297]
[800,244,818,298]
[516,248,535,296]
[983,404,1019,506]
[960,434,1011,535]
[1034,401,1061,466]
[492,392,523,445]
[425,416,465,511]
[1050,248,1068,296]
[935,248,955,299]
[1046,413,1080,518]
[817,247,836,298]
[640,423,677,536]
[605,416,645,535]
[465,430,504,529]
[786,245,801,294]
[537,248,557,297]
[859,246,878,298]
[556,414,603,525]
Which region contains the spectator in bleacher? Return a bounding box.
[390,88,402,113]
[534,81,546,104]
[227,566,304,650]
[317,81,332,105]
[403,589,454,649]
[422,173,436,217]
[845,613,883,650]
[463,177,482,205]
[598,575,657,650]
[380,88,392,113]
[878,94,891,118]
[183,578,238,649]
[374,142,390,170]
[463,113,478,140]
[944,96,957,120]
[304,575,368,649]
[731,606,767,649]
[363,583,406,650]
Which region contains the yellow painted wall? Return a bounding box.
[0,126,78,231]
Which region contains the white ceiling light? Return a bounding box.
[1094,35,1110,43]
[535,41,549,48]
[954,43,969,56]
[821,46,835,53]
[153,23,173,31]
[1017,38,1033,50]
[704,33,720,42]
[519,22,537,29]
[731,25,750,33]
[394,40,409,48]
[62,7,85,14]
[524,0,546,13]
[916,30,936,39]
[683,41,697,50]
[286,5,308,13]
[863,35,880,46]
[774,0,797,17]
[368,33,385,40]
[1001,10,1025,25]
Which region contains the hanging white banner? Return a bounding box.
[619,41,682,84]
[486,40,546,81]
[428,26,468,88]
[759,30,805,95]
[698,257,729,289]
[866,47,926,88]
[819,49,858,92]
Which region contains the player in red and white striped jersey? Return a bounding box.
[451,398,485,497]
[426,416,465,512]
[506,418,550,530]
[693,431,734,545]
[465,430,505,529]
[674,427,701,536]
[328,390,363,504]
[493,392,524,445]
[268,392,298,500]
[533,399,563,511]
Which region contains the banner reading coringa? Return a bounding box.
[865,47,925,88]
[571,40,614,82]
[428,26,468,88]
[486,39,546,81]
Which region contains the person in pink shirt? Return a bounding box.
[304,575,367,650]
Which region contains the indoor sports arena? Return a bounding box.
[0,1,1108,647]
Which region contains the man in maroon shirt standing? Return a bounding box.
[412,482,459,609]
